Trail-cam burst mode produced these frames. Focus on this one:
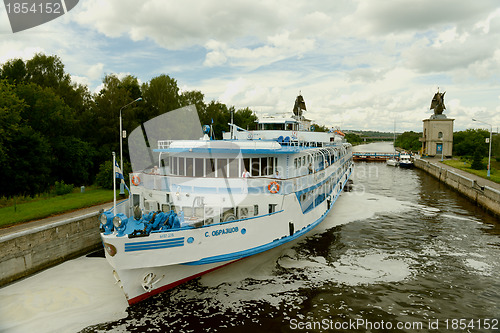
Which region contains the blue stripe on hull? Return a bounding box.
[183,169,352,265]
[124,237,185,252]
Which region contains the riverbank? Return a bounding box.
[414,157,500,217]
[0,202,114,287]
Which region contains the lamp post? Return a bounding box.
[119,97,142,194]
[472,118,492,178]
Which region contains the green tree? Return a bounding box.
[234,107,258,131]
[141,74,180,122]
[0,58,27,84]
[311,123,329,132]
[92,74,142,165]
[453,129,489,158]
[471,149,485,170]
[345,133,363,145]
[205,101,231,139]
[180,90,206,122]
[395,131,421,151]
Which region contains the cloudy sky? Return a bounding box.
[1,0,500,132]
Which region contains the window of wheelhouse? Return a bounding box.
[172,156,178,175]
[194,158,204,177]
[229,158,239,177]
[251,158,260,176]
[243,158,250,174]
[217,158,228,177]
[260,157,268,176]
[178,157,185,176]
[206,158,215,177]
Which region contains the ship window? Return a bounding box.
[132,194,140,207]
[268,204,276,213]
[217,158,227,178]
[206,158,215,177]
[243,158,250,174]
[294,158,297,169]
[264,157,272,175]
[251,158,260,177]
[261,157,268,176]
[254,204,259,216]
[178,157,185,176]
[229,158,239,178]
[194,158,203,177]
[172,157,178,175]
[186,158,194,177]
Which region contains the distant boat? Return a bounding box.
[386,157,398,167]
[398,153,413,168]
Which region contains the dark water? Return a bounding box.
[82,146,500,333]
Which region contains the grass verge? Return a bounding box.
[441,159,500,184]
[0,187,114,229]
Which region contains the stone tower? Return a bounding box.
[420,89,454,157]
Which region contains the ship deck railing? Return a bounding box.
[131,164,351,196]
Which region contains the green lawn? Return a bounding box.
[441,159,500,184]
[0,187,114,228]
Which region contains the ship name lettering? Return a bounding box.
[212,227,239,237]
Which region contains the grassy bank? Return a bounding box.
[441,159,500,184]
[0,187,114,228]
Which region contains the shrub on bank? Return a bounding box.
[53,181,74,195]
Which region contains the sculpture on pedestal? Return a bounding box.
[430,89,446,119]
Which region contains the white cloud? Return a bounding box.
[87,63,104,81]
[1,0,500,132]
[204,31,315,68]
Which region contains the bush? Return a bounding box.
[471,149,485,170]
[95,160,131,190]
[95,160,114,189]
[53,180,74,195]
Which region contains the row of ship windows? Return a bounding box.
[166,152,349,178]
[167,157,278,178]
[293,148,347,169]
[298,161,350,202]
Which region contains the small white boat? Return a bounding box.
[386,157,399,167]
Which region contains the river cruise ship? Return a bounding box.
[99,95,354,304]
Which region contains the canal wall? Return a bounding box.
[0,209,104,287]
[414,159,500,217]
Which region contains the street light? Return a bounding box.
[472,118,492,178]
[119,97,142,194]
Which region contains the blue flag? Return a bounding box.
[114,160,130,193]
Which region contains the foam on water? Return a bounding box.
[0,256,128,333]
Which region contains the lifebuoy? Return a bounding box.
[132,175,141,186]
[268,181,280,194]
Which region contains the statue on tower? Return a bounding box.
[293,94,307,117]
[430,88,446,119]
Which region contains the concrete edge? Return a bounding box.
[0,211,100,243]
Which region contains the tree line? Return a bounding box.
[0,53,259,197]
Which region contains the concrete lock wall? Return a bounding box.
[0,211,102,287]
[415,159,500,217]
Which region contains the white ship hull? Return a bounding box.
[103,172,352,304]
[99,98,354,305]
